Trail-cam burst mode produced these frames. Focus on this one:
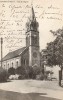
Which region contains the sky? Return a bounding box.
[0,0,63,58]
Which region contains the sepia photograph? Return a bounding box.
[0,0,63,100]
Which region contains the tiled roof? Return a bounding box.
[3,47,26,61]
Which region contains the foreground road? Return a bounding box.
[0,89,60,100]
[0,80,63,100]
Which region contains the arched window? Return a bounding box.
[16,61,18,67]
[4,65,5,69]
[24,59,26,65]
[8,64,9,68]
[12,62,13,67]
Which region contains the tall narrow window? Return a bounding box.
[16,61,18,67]
[8,64,9,69]
[4,65,5,69]
[24,59,26,65]
[12,62,13,67]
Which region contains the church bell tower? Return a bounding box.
[26,6,40,67]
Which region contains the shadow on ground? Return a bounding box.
[0,89,61,100]
[0,80,11,84]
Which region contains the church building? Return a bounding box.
[2,7,40,70]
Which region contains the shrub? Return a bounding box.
[15,66,26,75]
[26,66,42,79]
[18,75,25,80]
[0,67,8,82]
[8,67,15,75]
[36,73,44,80]
[32,66,41,79]
[15,66,28,79]
[28,66,33,79]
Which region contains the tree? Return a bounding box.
[50,28,63,67]
[46,42,57,66]
[41,28,63,84]
[50,28,63,85]
[42,28,63,68]
[0,67,8,82]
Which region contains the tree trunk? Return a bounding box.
[59,65,62,86]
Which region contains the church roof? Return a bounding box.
[2,47,26,61]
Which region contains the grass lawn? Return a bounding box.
[0,89,60,100]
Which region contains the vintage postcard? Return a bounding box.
[0,0,63,100]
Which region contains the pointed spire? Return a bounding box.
[26,4,39,32]
[30,6,36,21]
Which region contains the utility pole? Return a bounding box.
[1,37,3,68]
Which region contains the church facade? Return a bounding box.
[2,7,40,70]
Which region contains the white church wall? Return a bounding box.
[10,58,16,68]
[2,56,21,70]
[15,57,21,68]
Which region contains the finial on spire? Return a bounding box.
[31,0,33,7]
